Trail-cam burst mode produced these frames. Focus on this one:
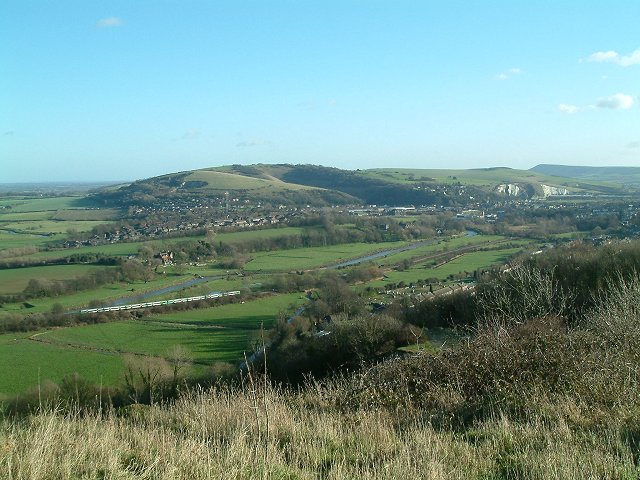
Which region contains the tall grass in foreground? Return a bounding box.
[0,385,637,479]
[2,270,640,478]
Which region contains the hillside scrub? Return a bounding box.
[340,273,640,429]
[2,248,640,476]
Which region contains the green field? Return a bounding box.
[362,167,618,193]
[0,267,246,314]
[0,293,304,395]
[0,264,116,295]
[0,231,62,250]
[0,196,83,213]
[368,247,523,287]
[147,293,303,327]
[186,169,315,192]
[0,220,106,234]
[0,332,124,396]
[0,227,309,264]
[374,235,510,266]
[244,241,409,271]
[215,226,306,243]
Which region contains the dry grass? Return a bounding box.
[2,272,640,478]
[1,383,638,479]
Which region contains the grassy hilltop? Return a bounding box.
[91,163,629,209]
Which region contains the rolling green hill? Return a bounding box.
[91,163,631,209]
[532,164,640,187]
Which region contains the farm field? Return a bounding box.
[367,247,524,287]
[0,264,117,295]
[244,241,409,271]
[0,293,303,395]
[146,293,303,328]
[375,234,511,266]
[0,227,309,263]
[0,196,84,213]
[215,226,306,243]
[0,220,107,234]
[0,271,236,314]
[0,231,62,250]
[362,167,616,192]
[0,332,123,397]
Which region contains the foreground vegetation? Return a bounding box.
[2,240,640,477]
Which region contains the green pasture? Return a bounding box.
[36,321,250,365]
[0,211,53,221]
[0,293,303,395]
[51,209,120,221]
[195,167,315,191]
[0,264,116,295]
[369,247,523,287]
[0,220,106,234]
[363,168,615,192]
[0,232,61,250]
[0,332,123,396]
[0,227,310,264]
[376,235,509,266]
[186,169,314,191]
[244,241,409,272]
[0,196,83,213]
[215,227,306,243]
[0,272,224,313]
[148,293,304,328]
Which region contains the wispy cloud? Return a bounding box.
[236,138,270,147]
[596,93,635,110]
[97,17,123,28]
[586,48,640,67]
[495,67,522,81]
[3,130,15,137]
[558,104,580,114]
[627,141,640,150]
[559,93,635,114]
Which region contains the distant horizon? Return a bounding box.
[3,1,638,182]
[2,162,640,186]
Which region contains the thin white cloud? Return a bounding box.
[97,17,123,28]
[495,67,522,81]
[558,104,580,114]
[596,93,635,110]
[236,139,270,147]
[587,48,640,67]
[559,93,635,113]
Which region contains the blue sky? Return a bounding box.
[1,1,639,182]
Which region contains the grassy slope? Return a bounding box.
[0,332,124,396]
[0,264,116,295]
[369,247,524,287]
[0,294,303,395]
[532,164,640,186]
[244,241,409,271]
[187,169,316,191]
[1,387,635,478]
[362,167,618,192]
[0,227,306,263]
